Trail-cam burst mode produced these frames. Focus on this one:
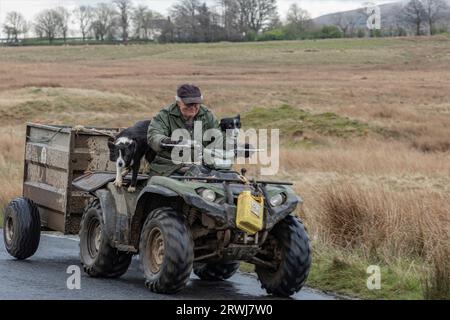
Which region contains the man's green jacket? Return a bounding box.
[147,102,223,176]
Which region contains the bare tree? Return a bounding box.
[422,0,448,35]
[159,17,176,42]
[235,0,278,34]
[91,3,117,41]
[114,0,133,43]
[2,11,28,43]
[55,7,70,43]
[402,0,427,35]
[197,3,213,41]
[216,0,240,40]
[34,9,61,43]
[132,5,163,40]
[73,6,94,41]
[170,0,201,42]
[132,5,147,39]
[266,12,282,30]
[333,12,359,37]
[286,4,312,34]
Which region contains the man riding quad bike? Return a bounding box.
[75,85,312,297]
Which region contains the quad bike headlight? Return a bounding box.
[269,193,285,207]
[199,189,216,202]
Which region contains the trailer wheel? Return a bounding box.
[80,199,132,278]
[194,261,240,281]
[139,207,194,294]
[3,197,41,260]
[255,215,312,297]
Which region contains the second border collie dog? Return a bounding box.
[220,114,253,158]
[108,120,156,192]
[220,114,241,142]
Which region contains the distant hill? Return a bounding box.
[313,1,450,33]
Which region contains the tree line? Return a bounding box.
[1,0,450,45]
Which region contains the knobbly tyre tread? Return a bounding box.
[194,261,240,281]
[3,197,41,260]
[255,215,312,297]
[139,207,194,294]
[79,199,132,278]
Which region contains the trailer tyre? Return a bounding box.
[3,197,41,260]
[139,207,194,294]
[255,215,312,297]
[80,199,132,278]
[194,261,240,281]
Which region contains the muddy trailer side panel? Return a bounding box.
[23,123,119,234]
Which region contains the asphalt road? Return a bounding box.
[0,230,336,300]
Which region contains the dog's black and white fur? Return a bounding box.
[220,114,253,158]
[220,114,241,142]
[108,120,156,192]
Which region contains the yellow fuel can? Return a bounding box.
[236,191,265,234]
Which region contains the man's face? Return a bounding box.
[178,100,201,119]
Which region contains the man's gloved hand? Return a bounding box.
[160,137,183,149]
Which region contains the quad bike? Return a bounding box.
[73,141,312,296]
[3,123,311,297]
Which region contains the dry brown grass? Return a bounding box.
[300,181,449,298]
[280,138,450,184]
[0,127,24,221]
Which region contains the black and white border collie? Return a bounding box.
[220,114,253,158]
[108,120,156,192]
[220,114,241,142]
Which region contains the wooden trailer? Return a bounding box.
[22,123,119,234]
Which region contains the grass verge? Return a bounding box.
[240,242,425,300]
[307,241,424,300]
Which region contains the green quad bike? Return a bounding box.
[72,143,312,297]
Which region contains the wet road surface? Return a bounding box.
[0,230,337,300]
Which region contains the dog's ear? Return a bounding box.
[237,114,241,120]
[108,140,118,162]
[108,140,115,151]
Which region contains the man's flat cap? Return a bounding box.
[177,84,203,104]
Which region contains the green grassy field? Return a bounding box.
[0,36,449,299]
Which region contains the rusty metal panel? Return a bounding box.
[23,124,72,233]
[25,143,70,170]
[25,163,67,190]
[27,125,72,149]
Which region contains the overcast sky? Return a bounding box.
[0,0,396,19]
[0,0,395,34]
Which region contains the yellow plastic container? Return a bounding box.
[236,191,265,234]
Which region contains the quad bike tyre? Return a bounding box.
[194,261,240,281]
[255,215,312,297]
[139,207,194,294]
[80,199,132,278]
[3,197,41,260]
